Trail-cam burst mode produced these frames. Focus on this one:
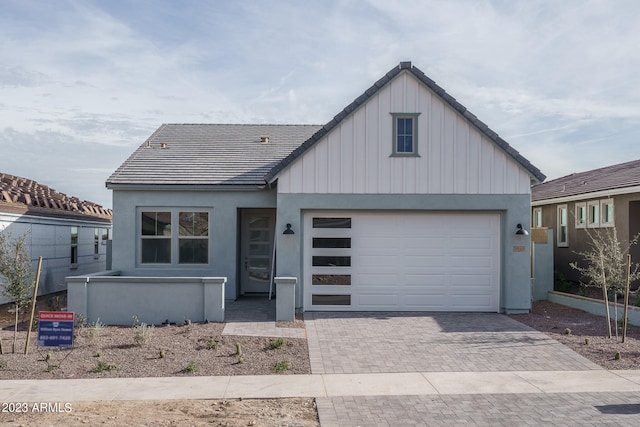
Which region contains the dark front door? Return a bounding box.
[240,209,276,294]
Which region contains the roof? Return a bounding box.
[108,62,545,188]
[265,61,546,183]
[532,159,640,203]
[106,124,322,187]
[0,173,112,222]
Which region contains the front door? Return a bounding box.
[240,209,276,294]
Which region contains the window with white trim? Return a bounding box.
[141,211,172,263]
[94,228,100,258]
[557,205,568,247]
[70,227,78,267]
[533,208,542,228]
[587,200,600,228]
[391,113,420,156]
[601,200,614,227]
[140,210,210,265]
[575,203,586,229]
[178,212,209,264]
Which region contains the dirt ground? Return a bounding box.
[2,295,640,425]
[0,294,318,426]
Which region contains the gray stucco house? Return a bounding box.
[74,62,545,324]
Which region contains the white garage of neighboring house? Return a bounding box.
[74,62,544,325]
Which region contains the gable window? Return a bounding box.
[557,205,568,247]
[533,208,542,228]
[178,211,209,264]
[391,113,420,157]
[575,203,586,229]
[601,200,614,227]
[70,227,78,267]
[587,200,600,228]
[141,211,172,264]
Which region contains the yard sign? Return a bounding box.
[38,311,74,347]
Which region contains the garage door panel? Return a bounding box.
[357,294,400,308]
[305,212,500,312]
[357,273,399,286]
[451,275,493,287]
[401,294,448,309]
[403,274,447,286]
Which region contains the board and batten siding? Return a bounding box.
[277,72,531,195]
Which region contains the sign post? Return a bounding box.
[38,312,74,348]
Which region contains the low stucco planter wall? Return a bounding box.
[67,272,226,325]
[548,291,640,327]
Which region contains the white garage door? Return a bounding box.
[304,212,501,312]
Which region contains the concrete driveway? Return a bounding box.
[305,311,600,374]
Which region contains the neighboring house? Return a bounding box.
[104,61,545,318]
[0,173,112,304]
[532,159,640,284]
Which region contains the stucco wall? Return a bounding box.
[275,193,532,314]
[111,187,276,299]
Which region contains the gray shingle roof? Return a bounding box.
[106,124,322,186]
[108,62,545,188]
[532,159,640,202]
[265,62,546,183]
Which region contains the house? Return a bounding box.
[532,159,640,284]
[73,61,545,324]
[0,173,112,304]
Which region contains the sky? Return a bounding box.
[1,0,639,209]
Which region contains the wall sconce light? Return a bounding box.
[516,224,529,236]
[283,223,295,235]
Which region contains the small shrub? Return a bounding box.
[615,352,622,360]
[236,343,242,356]
[0,360,6,369]
[75,313,87,328]
[93,361,117,373]
[634,292,640,307]
[159,350,165,359]
[184,361,198,373]
[269,338,286,350]
[134,323,154,347]
[45,352,51,361]
[273,359,290,373]
[206,338,218,350]
[564,328,571,335]
[45,364,57,373]
[584,338,590,345]
[554,270,572,292]
[238,356,244,364]
[86,318,105,345]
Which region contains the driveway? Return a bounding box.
[305,311,600,374]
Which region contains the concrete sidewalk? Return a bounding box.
[2,369,640,402]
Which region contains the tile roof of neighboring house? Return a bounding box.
[106,124,323,187]
[0,173,112,222]
[265,62,546,183]
[108,62,545,188]
[532,159,640,202]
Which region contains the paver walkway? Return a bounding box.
[221,296,305,338]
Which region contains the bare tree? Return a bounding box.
[570,227,640,338]
[0,229,34,353]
